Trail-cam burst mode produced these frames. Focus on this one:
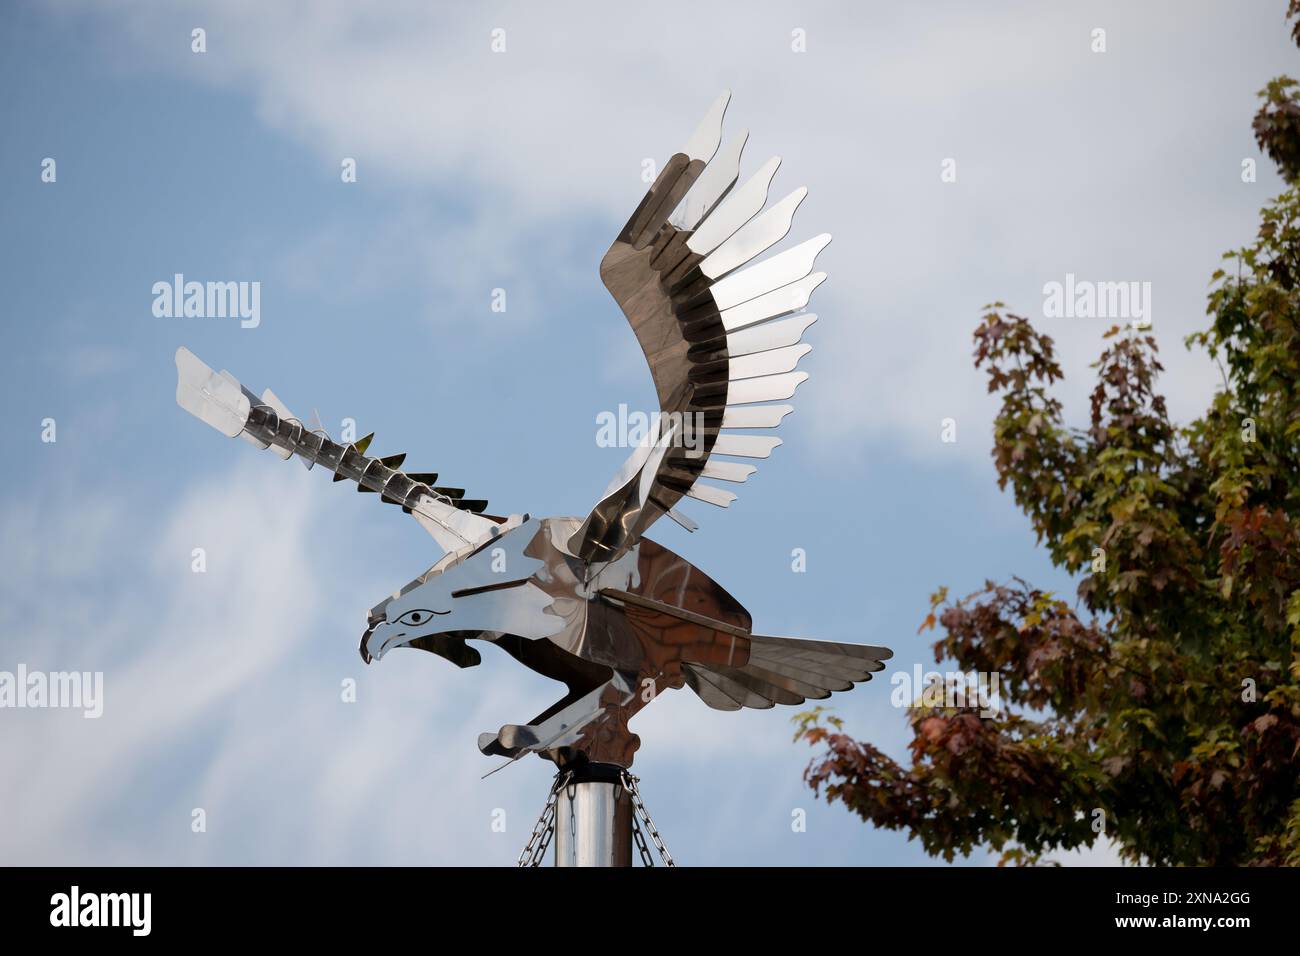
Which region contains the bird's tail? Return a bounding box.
[681,634,892,711]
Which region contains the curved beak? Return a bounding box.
[359,618,394,664]
[359,617,429,663]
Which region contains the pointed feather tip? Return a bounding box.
[683,90,733,163]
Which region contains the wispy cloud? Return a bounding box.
[0,458,885,864]
[59,0,1291,463]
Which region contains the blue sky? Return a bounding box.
[1,0,1295,865]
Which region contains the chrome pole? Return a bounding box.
[553,763,633,867]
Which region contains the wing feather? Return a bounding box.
[569,93,828,563]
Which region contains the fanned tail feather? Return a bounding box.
[684,634,892,712]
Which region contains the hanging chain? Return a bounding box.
[518,767,675,867]
[620,769,675,867]
[517,769,571,867]
[631,815,654,867]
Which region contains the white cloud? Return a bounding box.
[9,0,1282,866]
[0,457,864,864]
[58,0,1294,465]
[0,460,551,863]
[0,463,316,860]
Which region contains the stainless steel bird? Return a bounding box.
[175,91,892,770]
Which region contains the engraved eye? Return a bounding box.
[393,607,448,627]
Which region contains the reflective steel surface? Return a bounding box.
[553,775,634,867]
[174,91,893,776]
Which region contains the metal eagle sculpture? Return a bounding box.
[175,92,892,770]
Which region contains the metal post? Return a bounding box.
[553,762,633,867]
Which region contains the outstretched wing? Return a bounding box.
[570,91,827,563]
[175,347,499,552]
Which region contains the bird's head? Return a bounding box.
[359,517,563,663]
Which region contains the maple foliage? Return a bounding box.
[795,9,1300,865]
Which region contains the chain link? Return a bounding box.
[517,767,675,867]
[631,816,653,866]
[516,770,571,867]
[621,770,675,867]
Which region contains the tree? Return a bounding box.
[795,4,1300,866]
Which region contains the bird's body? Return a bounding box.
[175,91,891,769]
[364,514,758,766]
